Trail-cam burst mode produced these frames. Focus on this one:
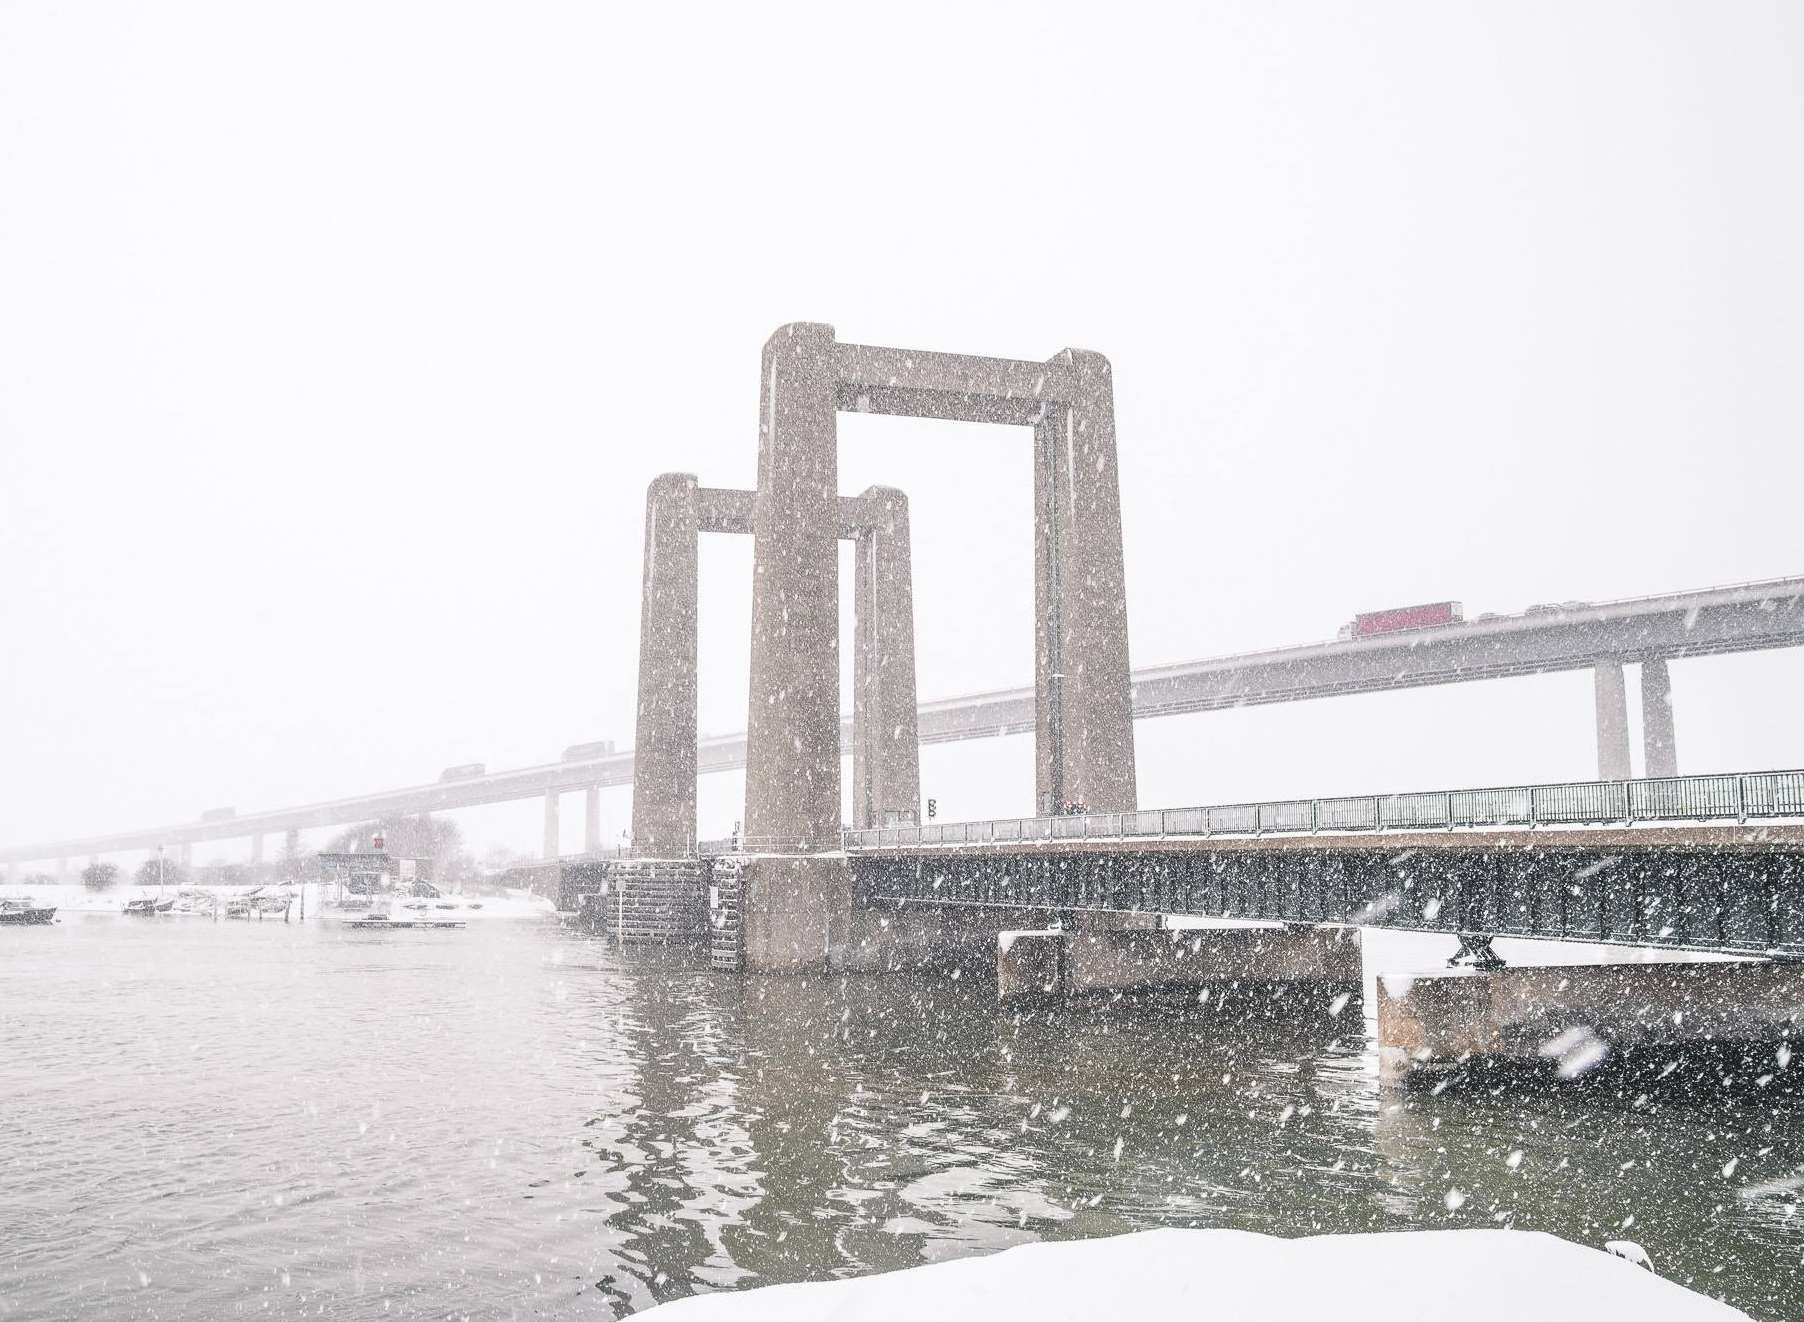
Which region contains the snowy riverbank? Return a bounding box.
[0,882,557,920]
[642,1228,1749,1321]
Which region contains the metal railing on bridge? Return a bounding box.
[839,769,1804,851]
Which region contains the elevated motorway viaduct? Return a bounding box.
[5,575,1802,870]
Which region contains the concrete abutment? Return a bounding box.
[1376,958,1804,1083]
[998,922,1362,1001]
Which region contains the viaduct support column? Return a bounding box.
[852,486,921,829]
[630,474,700,853]
[251,834,265,865]
[585,787,602,853]
[1594,657,1631,781]
[1033,350,1137,815]
[178,841,192,869]
[1642,657,1678,779]
[542,791,560,861]
[746,323,841,851]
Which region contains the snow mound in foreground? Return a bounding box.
[643,1228,1748,1321]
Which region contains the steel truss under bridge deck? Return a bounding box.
[851,843,1804,958]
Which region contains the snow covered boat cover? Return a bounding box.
[643,1228,1748,1321]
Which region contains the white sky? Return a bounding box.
[3,1,1802,861]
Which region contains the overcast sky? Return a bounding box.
[3,1,1802,862]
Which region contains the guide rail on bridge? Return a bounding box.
[840,769,1804,850]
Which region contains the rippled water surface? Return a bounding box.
[3,913,1802,1320]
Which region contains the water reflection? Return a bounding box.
[1,916,1799,1321]
[1374,1053,1804,1319]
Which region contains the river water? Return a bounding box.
[3,910,1801,1321]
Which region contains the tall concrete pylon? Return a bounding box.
[1033,346,1136,818]
[748,325,844,851]
[630,475,923,850]
[746,323,1136,851]
[632,475,702,852]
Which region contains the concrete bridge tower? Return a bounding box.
[744,322,1136,852]
[629,474,923,851]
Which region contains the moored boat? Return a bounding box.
[0,897,57,925]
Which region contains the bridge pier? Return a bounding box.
[1642,657,1678,778]
[727,855,1005,974]
[736,854,854,972]
[251,833,264,865]
[998,922,1362,1001]
[543,791,561,861]
[585,787,602,853]
[1594,657,1632,781]
[1376,958,1804,1083]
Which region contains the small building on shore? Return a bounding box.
[316,850,435,898]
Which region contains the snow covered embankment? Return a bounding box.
[643,1228,1749,1322]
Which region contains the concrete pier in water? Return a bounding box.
[998,923,1362,1001]
[1376,958,1804,1082]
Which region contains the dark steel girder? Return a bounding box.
[851,844,1804,958]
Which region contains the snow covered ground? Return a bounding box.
[0,882,557,920]
[642,1228,1748,1321]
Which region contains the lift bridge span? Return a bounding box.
[842,768,1804,960]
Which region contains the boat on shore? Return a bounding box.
[0,897,57,926]
[224,887,294,919]
[122,897,175,916]
[170,887,218,917]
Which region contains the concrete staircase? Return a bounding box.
[593,859,708,947]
